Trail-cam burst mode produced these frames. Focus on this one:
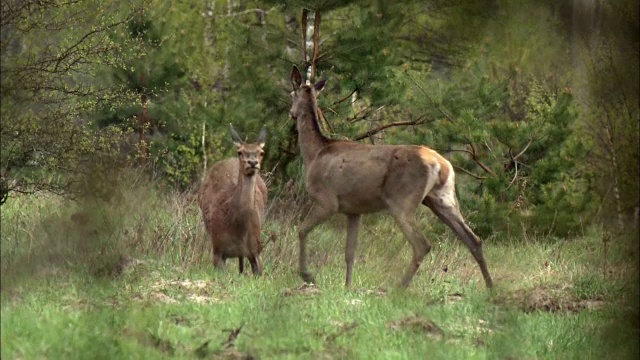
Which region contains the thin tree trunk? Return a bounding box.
[309,11,320,83]
[606,126,625,230]
[202,121,207,176]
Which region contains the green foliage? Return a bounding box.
[0,1,142,204]
[576,0,639,229]
[391,1,593,238]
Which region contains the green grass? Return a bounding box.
[1,190,638,359]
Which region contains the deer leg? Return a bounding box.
[345,214,361,287]
[423,197,493,289]
[389,207,431,288]
[213,248,225,270]
[238,257,245,274]
[298,203,335,284]
[249,255,263,276]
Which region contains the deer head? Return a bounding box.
[289,65,326,120]
[230,124,266,176]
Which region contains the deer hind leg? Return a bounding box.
[345,214,361,287]
[387,204,431,289]
[423,196,493,289]
[298,201,336,284]
[213,250,226,270]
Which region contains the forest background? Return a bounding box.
[1,0,639,358]
[2,0,638,236]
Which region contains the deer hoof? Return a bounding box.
[300,271,316,284]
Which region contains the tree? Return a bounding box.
[572,0,639,230]
[0,0,143,205]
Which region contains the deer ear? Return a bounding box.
[229,124,243,146]
[314,79,326,92]
[256,126,267,149]
[291,65,302,89]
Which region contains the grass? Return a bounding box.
[1,185,638,360]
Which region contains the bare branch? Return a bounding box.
[505,158,518,190]
[353,117,425,141]
[214,6,282,19]
[513,139,532,161]
[461,140,493,175]
[331,88,358,106]
[452,164,487,180]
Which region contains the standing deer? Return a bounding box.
[198,125,268,275]
[288,65,493,289]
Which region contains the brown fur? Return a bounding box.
[289,66,493,289]
[198,126,268,275]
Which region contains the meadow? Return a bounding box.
[1,179,638,360]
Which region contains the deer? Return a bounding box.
[288,65,493,289]
[197,125,268,275]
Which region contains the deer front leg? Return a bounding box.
[238,257,245,274]
[298,202,335,284]
[345,214,361,287]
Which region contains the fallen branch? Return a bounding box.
[222,323,245,349]
[325,322,359,343]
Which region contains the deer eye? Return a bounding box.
[237,151,242,156]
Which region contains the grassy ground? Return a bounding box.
[1,188,638,360]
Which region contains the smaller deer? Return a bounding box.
[198,125,268,275]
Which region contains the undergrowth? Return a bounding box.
[1,177,638,359]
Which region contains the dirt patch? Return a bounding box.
[501,284,606,313]
[387,315,445,340]
[194,324,256,359]
[125,329,175,355]
[355,287,388,297]
[281,282,320,297]
[132,278,226,304]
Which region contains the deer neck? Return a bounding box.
[297,100,329,166]
[233,170,257,218]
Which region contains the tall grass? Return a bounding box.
[1,174,638,359]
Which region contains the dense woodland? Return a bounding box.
[1,0,638,238]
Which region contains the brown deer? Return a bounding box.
[198,125,268,275]
[288,65,493,289]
